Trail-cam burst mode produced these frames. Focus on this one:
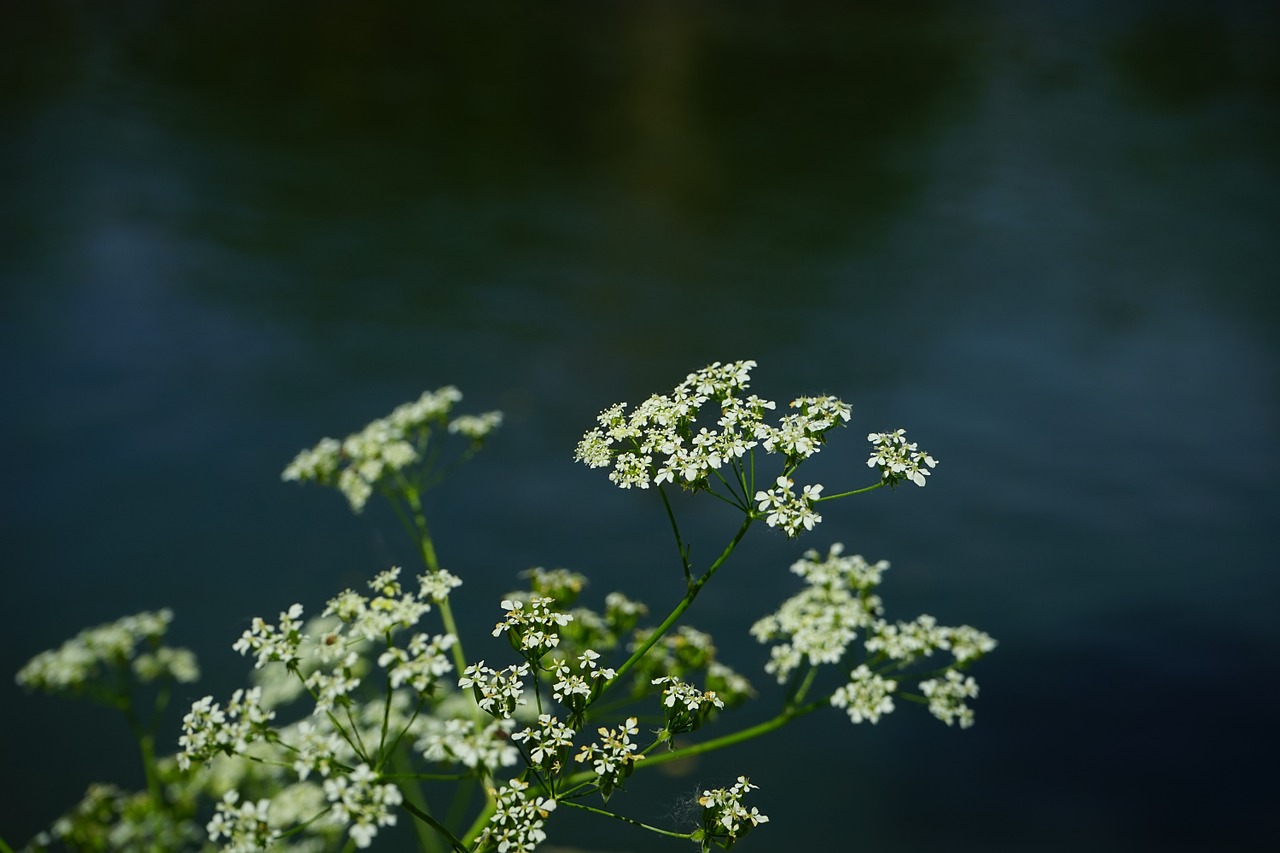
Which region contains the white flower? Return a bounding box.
[512,714,577,769]
[232,603,306,669]
[919,669,980,728]
[753,476,824,537]
[477,778,557,853]
[206,790,281,852]
[867,429,938,487]
[459,661,530,718]
[573,717,644,799]
[323,763,403,849]
[830,664,897,724]
[16,610,179,693]
[698,776,769,846]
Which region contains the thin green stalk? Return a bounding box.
[401,487,471,678]
[389,749,443,853]
[600,516,753,696]
[657,485,693,582]
[120,696,163,805]
[559,800,693,840]
[641,697,828,770]
[816,480,885,501]
[400,799,470,853]
[460,799,497,848]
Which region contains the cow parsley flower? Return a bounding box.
[574,717,644,800]
[232,603,306,670]
[512,714,577,773]
[459,661,530,718]
[753,476,824,537]
[751,545,882,683]
[492,597,573,660]
[323,763,403,848]
[178,687,275,769]
[283,386,501,512]
[919,669,980,728]
[867,429,937,487]
[206,790,281,852]
[652,676,724,742]
[830,664,897,724]
[575,361,852,499]
[16,610,184,694]
[697,776,769,849]
[477,778,557,853]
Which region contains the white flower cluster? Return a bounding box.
[574,717,644,800]
[521,566,588,605]
[753,475,823,537]
[652,676,724,741]
[416,713,519,772]
[492,597,574,659]
[16,609,197,692]
[232,603,305,670]
[864,615,997,666]
[512,714,577,773]
[377,631,456,693]
[751,544,885,684]
[448,410,504,440]
[829,664,897,724]
[477,778,557,853]
[550,650,615,717]
[206,790,281,852]
[920,669,980,729]
[459,661,531,718]
[755,543,996,730]
[282,386,501,512]
[419,569,463,602]
[309,566,445,646]
[323,763,403,848]
[288,720,345,781]
[178,687,275,770]
[697,776,769,848]
[574,360,848,498]
[867,429,937,487]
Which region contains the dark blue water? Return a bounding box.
[4,2,1278,850]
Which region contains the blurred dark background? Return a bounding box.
[3,1,1278,850]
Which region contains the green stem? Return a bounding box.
[641,697,828,770]
[402,486,470,678]
[600,516,753,697]
[559,800,693,840]
[119,691,163,805]
[816,480,885,501]
[657,485,693,583]
[390,749,442,853]
[460,799,497,848]
[401,798,470,853]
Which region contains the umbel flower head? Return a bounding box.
[282,386,502,512]
[574,360,847,491]
[16,609,198,696]
[574,360,857,538]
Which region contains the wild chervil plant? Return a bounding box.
[11,360,994,853]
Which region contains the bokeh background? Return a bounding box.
[3,1,1278,850]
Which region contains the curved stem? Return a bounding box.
[399,481,470,678]
[460,799,497,848]
[657,485,692,583]
[816,480,885,501]
[641,697,829,769]
[559,800,693,840]
[600,516,753,697]
[400,798,470,853]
